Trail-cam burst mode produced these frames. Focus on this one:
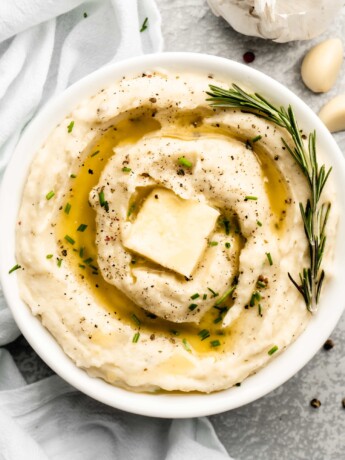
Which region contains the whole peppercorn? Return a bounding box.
[310,398,321,408]
[243,51,255,63]
[323,339,334,351]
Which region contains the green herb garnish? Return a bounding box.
[79,247,84,258]
[99,189,109,212]
[8,264,21,274]
[198,329,210,341]
[131,313,141,327]
[190,293,200,300]
[257,220,262,227]
[57,258,62,267]
[79,264,85,269]
[140,17,148,33]
[225,242,231,249]
[132,332,140,343]
[178,157,193,168]
[252,135,262,143]
[209,241,218,247]
[46,254,53,259]
[182,338,191,352]
[203,294,207,300]
[266,252,273,266]
[83,257,93,265]
[122,166,131,173]
[206,83,331,313]
[207,287,219,298]
[189,303,198,311]
[244,195,258,201]
[91,150,100,157]
[215,285,236,306]
[77,224,88,232]
[258,304,263,317]
[64,235,75,245]
[64,203,71,214]
[268,345,278,355]
[67,121,74,133]
[46,191,55,200]
[70,174,77,178]
[210,339,221,348]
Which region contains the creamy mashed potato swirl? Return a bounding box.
[15,72,336,393]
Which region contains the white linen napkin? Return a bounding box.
[0,1,231,458]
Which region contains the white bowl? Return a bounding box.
[1,52,345,418]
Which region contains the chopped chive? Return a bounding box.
[70,174,77,178]
[213,316,222,324]
[79,264,86,269]
[57,258,62,267]
[46,191,55,200]
[99,190,106,206]
[77,224,88,232]
[225,242,231,249]
[222,219,230,235]
[67,121,74,133]
[266,252,273,266]
[198,329,210,341]
[244,195,258,201]
[132,332,140,343]
[203,294,207,300]
[170,329,180,336]
[46,254,53,259]
[99,189,109,212]
[178,157,193,168]
[252,135,262,143]
[268,345,278,355]
[127,203,136,217]
[64,235,75,245]
[140,17,148,32]
[215,286,236,306]
[257,280,267,289]
[91,150,100,157]
[257,220,262,226]
[83,257,93,265]
[207,287,219,298]
[8,264,21,274]
[209,241,218,247]
[258,304,263,317]
[189,303,198,311]
[131,313,141,327]
[122,166,131,173]
[182,338,191,352]
[64,202,71,214]
[190,293,200,300]
[210,339,221,348]
[79,247,84,258]
[89,264,98,271]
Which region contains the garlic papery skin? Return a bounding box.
[319,94,345,133]
[207,0,344,43]
[301,39,343,93]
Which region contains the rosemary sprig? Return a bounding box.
[206,83,332,313]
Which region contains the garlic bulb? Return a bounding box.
[207,0,344,43]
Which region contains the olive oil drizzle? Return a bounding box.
[56,110,289,354]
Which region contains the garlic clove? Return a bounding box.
[318,94,345,133]
[301,38,343,93]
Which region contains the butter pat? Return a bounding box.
[123,188,219,277]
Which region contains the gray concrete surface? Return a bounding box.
[5,1,345,459]
[156,1,345,458]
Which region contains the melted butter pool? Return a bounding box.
[55,109,289,358]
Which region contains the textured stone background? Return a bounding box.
[5,1,345,459]
[156,1,345,458]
